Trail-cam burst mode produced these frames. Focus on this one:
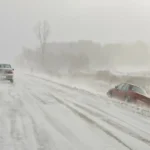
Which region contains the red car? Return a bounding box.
[107,82,150,106]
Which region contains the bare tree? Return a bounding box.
[34,20,50,68]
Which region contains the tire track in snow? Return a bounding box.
[25,75,145,149]
[43,93,133,150]
[66,99,150,146]
[30,79,150,146]
[0,114,13,150]
[86,102,150,133]
[23,86,79,150]
[32,76,150,145]
[46,87,150,147]
[21,86,59,150]
[5,86,28,150]
[29,114,57,150]
[28,92,91,150]
[25,74,150,149]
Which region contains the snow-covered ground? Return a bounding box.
[0,71,150,149]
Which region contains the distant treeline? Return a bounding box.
[16,40,150,74]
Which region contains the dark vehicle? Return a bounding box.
[107,82,150,106]
[0,63,14,83]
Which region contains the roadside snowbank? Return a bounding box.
[21,66,150,94]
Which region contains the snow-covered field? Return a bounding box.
[0,71,150,149]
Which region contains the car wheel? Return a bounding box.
[124,96,131,102]
[107,91,112,98]
[10,79,14,83]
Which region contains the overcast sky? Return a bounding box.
[1,0,150,62]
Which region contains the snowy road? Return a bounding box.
[0,73,150,150]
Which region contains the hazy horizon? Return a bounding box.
[1,0,150,62]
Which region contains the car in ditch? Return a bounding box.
[0,63,14,83]
[107,82,150,106]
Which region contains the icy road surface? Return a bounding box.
[0,73,150,150]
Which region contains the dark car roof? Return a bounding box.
[121,82,148,96]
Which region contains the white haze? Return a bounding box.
[1,0,150,70]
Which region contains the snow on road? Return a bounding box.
[0,73,150,150]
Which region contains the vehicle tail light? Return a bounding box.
[6,70,13,74]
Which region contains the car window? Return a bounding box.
[131,85,147,95]
[116,83,124,90]
[121,84,130,91]
[0,64,11,68]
